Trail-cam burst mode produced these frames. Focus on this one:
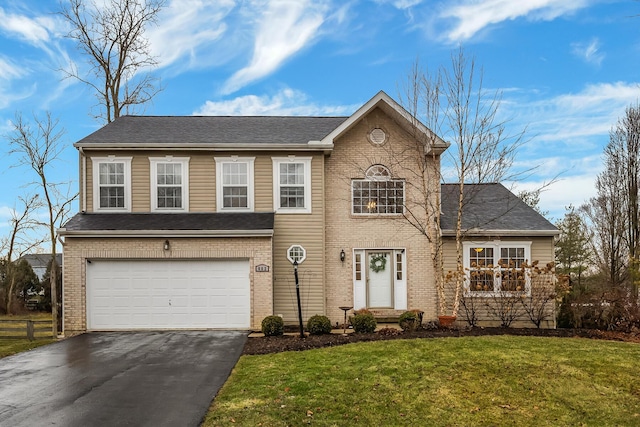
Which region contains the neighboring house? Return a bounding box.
[17,254,62,281]
[59,91,558,334]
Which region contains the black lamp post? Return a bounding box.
[293,260,304,338]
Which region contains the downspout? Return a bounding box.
[79,147,87,212]
[57,233,66,335]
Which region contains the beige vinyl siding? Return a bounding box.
[131,155,150,212]
[254,155,273,211]
[271,153,325,324]
[189,154,215,212]
[442,236,556,328]
[84,150,277,213]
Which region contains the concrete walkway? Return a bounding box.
[0,331,247,427]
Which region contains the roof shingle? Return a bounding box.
[75,116,348,146]
[440,183,558,235]
[62,212,274,232]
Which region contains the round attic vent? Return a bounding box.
[368,128,387,145]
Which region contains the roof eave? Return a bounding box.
[441,229,560,237]
[74,142,334,152]
[58,229,274,238]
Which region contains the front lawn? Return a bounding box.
[0,313,55,358]
[203,336,640,426]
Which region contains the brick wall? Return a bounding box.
[324,107,440,325]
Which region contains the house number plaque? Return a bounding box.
[255,264,270,272]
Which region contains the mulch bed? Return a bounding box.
[242,327,640,355]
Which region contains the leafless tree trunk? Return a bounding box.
[580,105,640,290]
[60,0,165,123]
[398,48,527,317]
[7,112,76,334]
[2,195,45,314]
[603,105,640,297]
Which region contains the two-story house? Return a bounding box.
[59,91,558,334]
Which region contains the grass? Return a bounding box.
[0,313,55,357]
[203,336,640,426]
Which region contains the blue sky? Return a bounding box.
[1,0,639,243]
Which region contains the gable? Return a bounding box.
[321,91,449,155]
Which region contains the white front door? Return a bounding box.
[367,251,393,308]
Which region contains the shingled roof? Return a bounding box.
[60,212,274,236]
[440,183,558,236]
[74,116,348,146]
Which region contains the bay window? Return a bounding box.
[463,241,531,295]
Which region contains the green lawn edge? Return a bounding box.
[203,336,640,427]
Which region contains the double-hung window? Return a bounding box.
[352,165,404,215]
[272,157,312,213]
[464,241,532,295]
[92,157,132,212]
[150,157,189,211]
[215,157,255,211]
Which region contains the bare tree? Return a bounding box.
[7,112,76,334]
[580,105,640,290]
[60,0,165,123]
[605,104,640,296]
[398,48,527,317]
[1,195,45,314]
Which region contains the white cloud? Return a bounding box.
[373,0,423,8]
[0,7,62,47]
[0,56,34,109]
[440,0,591,42]
[571,37,605,66]
[148,0,235,72]
[0,56,25,80]
[513,174,600,221]
[194,88,358,116]
[222,0,330,94]
[506,82,640,145]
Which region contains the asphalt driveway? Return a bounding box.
[0,331,247,427]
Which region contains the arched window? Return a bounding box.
[352,164,404,215]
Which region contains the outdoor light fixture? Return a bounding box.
[340,249,346,262]
[163,240,170,251]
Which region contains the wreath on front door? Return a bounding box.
[370,253,387,273]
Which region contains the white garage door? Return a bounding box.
[86,260,250,330]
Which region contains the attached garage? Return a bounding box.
[86,259,250,330]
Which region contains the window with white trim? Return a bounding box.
[92,157,132,212]
[464,241,531,295]
[352,165,404,215]
[272,157,312,213]
[215,157,255,211]
[287,245,306,264]
[150,157,189,211]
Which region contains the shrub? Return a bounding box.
[378,327,402,336]
[307,315,332,335]
[350,310,377,333]
[399,310,422,332]
[261,315,284,336]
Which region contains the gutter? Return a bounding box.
[74,142,335,152]
[440,229,560,237]
[58,228,274,238]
